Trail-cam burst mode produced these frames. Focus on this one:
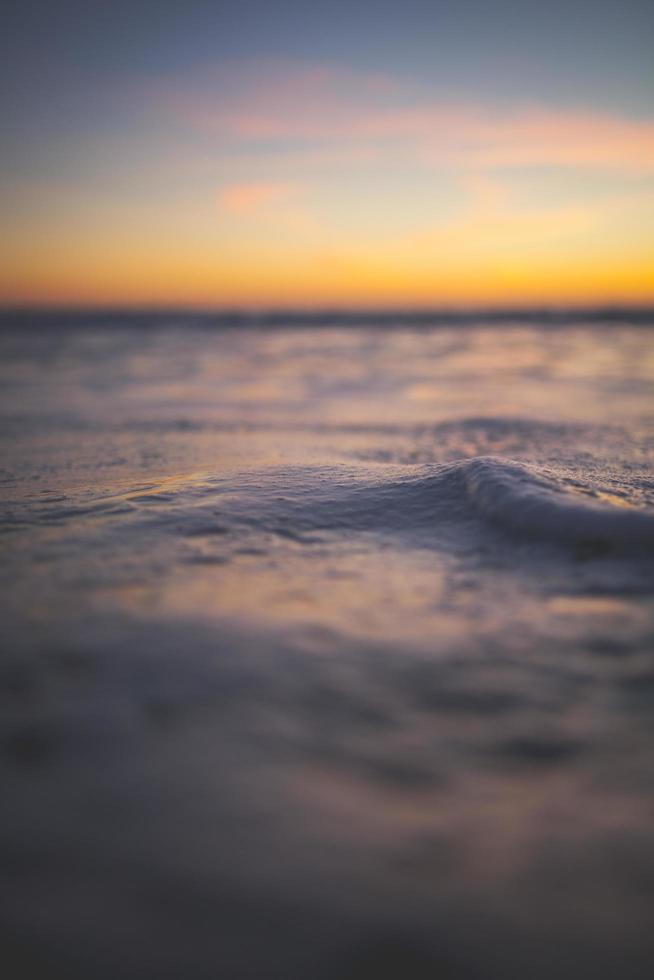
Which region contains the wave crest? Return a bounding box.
[457,457,654,551]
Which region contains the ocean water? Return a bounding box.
[1,315,654,978]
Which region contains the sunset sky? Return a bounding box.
[2,0,653,308]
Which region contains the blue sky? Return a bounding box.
[4,1,653,117]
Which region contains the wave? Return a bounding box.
[221,456,654,554]
[311,456,654,553]
[8,456,654,557]
[454,457,654,552]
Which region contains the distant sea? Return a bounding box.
[1,310,654,979]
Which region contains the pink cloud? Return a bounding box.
[219,182,297,214]
[158,63,654,174]
[447,110,654,173]
[217,181,317,235]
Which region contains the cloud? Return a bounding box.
[443,110,654,174]
[161,63,654,175]
[218,182,297,214]
[217,181,317,236]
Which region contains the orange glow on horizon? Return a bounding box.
[3,241,653,309]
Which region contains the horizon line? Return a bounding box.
[1,303,654,325]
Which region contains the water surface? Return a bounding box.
[1,317,654,978]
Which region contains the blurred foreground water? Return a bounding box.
[1,316,654,978]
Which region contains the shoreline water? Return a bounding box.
[1,317,653,978]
